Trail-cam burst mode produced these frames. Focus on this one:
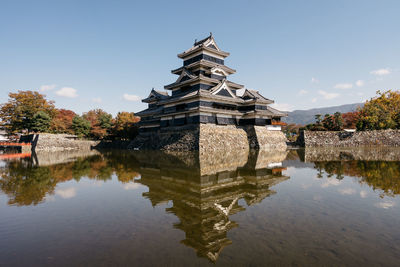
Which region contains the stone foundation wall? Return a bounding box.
[128,125,199,151]
[247,126,287,150]
[301,130,400,147]
[129,124,287,152]
[31,133,100,152]
[199,124,249,154]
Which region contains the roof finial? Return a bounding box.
[194,39,197,45]
[210,32,213,37]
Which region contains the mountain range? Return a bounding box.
[282,103,364,125]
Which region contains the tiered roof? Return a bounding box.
[137,34,288,122]
[142,88,169,103]
[177,33,230,59]
[165,33,241,92]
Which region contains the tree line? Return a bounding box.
[0,152,141,206]
[284,90,400,136]
[0,90,140,139]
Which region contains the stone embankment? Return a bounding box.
[29,133,100,152]
[21,126,287,153]
[129,124,287,152]
[128,125,200,151]
[299,130,400,147]
[247,126,288,150]
[304,147,400,162]
[199,124,248,154]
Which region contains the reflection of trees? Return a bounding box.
[314,161,400,196]
[0,152,140,206]
[0,162,56,206]
[103,151,140,183]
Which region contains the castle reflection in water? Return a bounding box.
[2,147,400,262]
[133,149,289,262]
[0,148,289,262]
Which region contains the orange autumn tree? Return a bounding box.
[83,109,113,139]
[0,90,56,133]
[113,112,140,139]
[50,109,76,134]
[342,111,360,129]
[357,90,400,130]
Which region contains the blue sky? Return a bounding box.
[1,0,399,115]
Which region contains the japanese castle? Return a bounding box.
[136,33,286,131]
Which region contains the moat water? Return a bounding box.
[1,148,400,266]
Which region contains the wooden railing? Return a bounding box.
[271,121,287,126]
[0,152,31,160]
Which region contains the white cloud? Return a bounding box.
[360,190,368,198]
[338,188,356,195]
[355,80,365,87]
[321,178,341,188]
[311,77,319,84]
[311,98,317,103]
[298,89,308,95]
[334,83,353,89]
[375,201,395,209]
[123,94,141,101]
[56,87,78,98]
[40,84,57,92]
[370,68,391,76]
[92,97,102,103]
[55,187,76,199]
[271,103,294,112]
[318,90,340,100]
[123,183,141,190]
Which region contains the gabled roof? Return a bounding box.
[241,89,274,104]
[194,33,216,47]
[207,66,231,77]
[164,74,219,90]
[209,80,237,98]
[142,89,169,103]
[171,60,236,75]
[175,68,196,83]
[225,80,244,90]
[177,34,230,59]
[135,106,163,116]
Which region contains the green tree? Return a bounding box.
[31,111,51,132]
[72,116,91,137]
[0,90,56,133]
[322,114,334,130]
[333,112,343,131]
[99,112,113,130]
[315,114,322,124]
